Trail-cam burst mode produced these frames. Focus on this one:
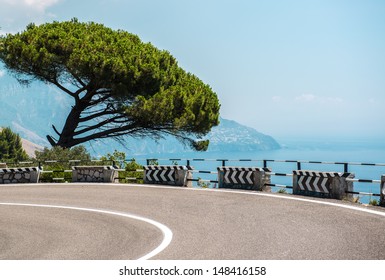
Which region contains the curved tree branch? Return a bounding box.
[52,125,61,137]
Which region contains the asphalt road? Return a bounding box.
[1,183,385,260]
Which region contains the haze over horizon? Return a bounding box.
[1,0,384,143]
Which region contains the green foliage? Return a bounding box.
[277,188,287,194]
[125,159,143,171]
[369,199,378,206]
[0,127,28,162]
[99,150,126,168]
[0,19,220,150]
[35,146,91,162]
[148,159,159,165]
[34,146,91,182]
[120,158,144,184]
[99,150,144,183]
[191,140,210,152]
[197,177,210,188]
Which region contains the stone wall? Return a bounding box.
[0,167,40,184]
[72,166,118,183]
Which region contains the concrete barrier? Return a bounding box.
[217,167,271,191]
[0,167,40,184]
[144,165,193,187]
[293,170,354,200]
[72,166,118,183]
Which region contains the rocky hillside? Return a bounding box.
[20,138,44,157]
[0,127,43,158]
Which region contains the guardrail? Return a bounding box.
[1,158,384,205]
[140,158,384,204]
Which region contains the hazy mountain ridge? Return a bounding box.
[0,73,280,156]
[207,118,280,151]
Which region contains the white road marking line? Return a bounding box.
[0,202,172,260]
[99,183,385,218]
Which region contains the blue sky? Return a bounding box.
[1,0,385,141]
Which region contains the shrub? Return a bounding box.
[99,150,126,168]
[35,146,91,162]
[0,127,28,163]
[197,177,210,188]
[120,158,144,184]
[35,146,91,182]
[369,199,379,206]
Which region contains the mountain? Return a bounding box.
[0,74,71,146]
[90,117,280,156]
[21,138,44,157]
[0,73,280,156]
[207,118,280,152]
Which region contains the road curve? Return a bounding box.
[1,183,385,260]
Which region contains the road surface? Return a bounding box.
[0,183,385,259]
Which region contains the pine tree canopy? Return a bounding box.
[0,19,220,150]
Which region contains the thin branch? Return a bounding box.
[46,135,57,146]
[49,78,78,98]
[52,125,61,137]
[95,89,112,95]
[78,109,117,123]
[70,124,143,146]
[81,106,110,116]
[74,115,129,136]
[73,85,89,97]
[88,93,114,106]
[65,66,87,88]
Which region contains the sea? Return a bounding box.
[130,138,385,205]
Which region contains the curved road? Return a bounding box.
[1,183,385,260]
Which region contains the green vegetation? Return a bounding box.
[33,147,145,183]
[147,159,159,165]
[34,146,91,182]
[0,127,28,163]
[369,198,379,206]
[122,159,144,184]
[197,177,210,188]
[277,188,287,194]
[99,150,126,168]
[100,150,144,183]
[35,146,91,162]
[0,19,220,150]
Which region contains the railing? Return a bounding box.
[141,158,384,202]
[2,158,384,203]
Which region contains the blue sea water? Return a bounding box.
[132,138,385,204]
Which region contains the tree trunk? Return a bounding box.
[48,100,88,148]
